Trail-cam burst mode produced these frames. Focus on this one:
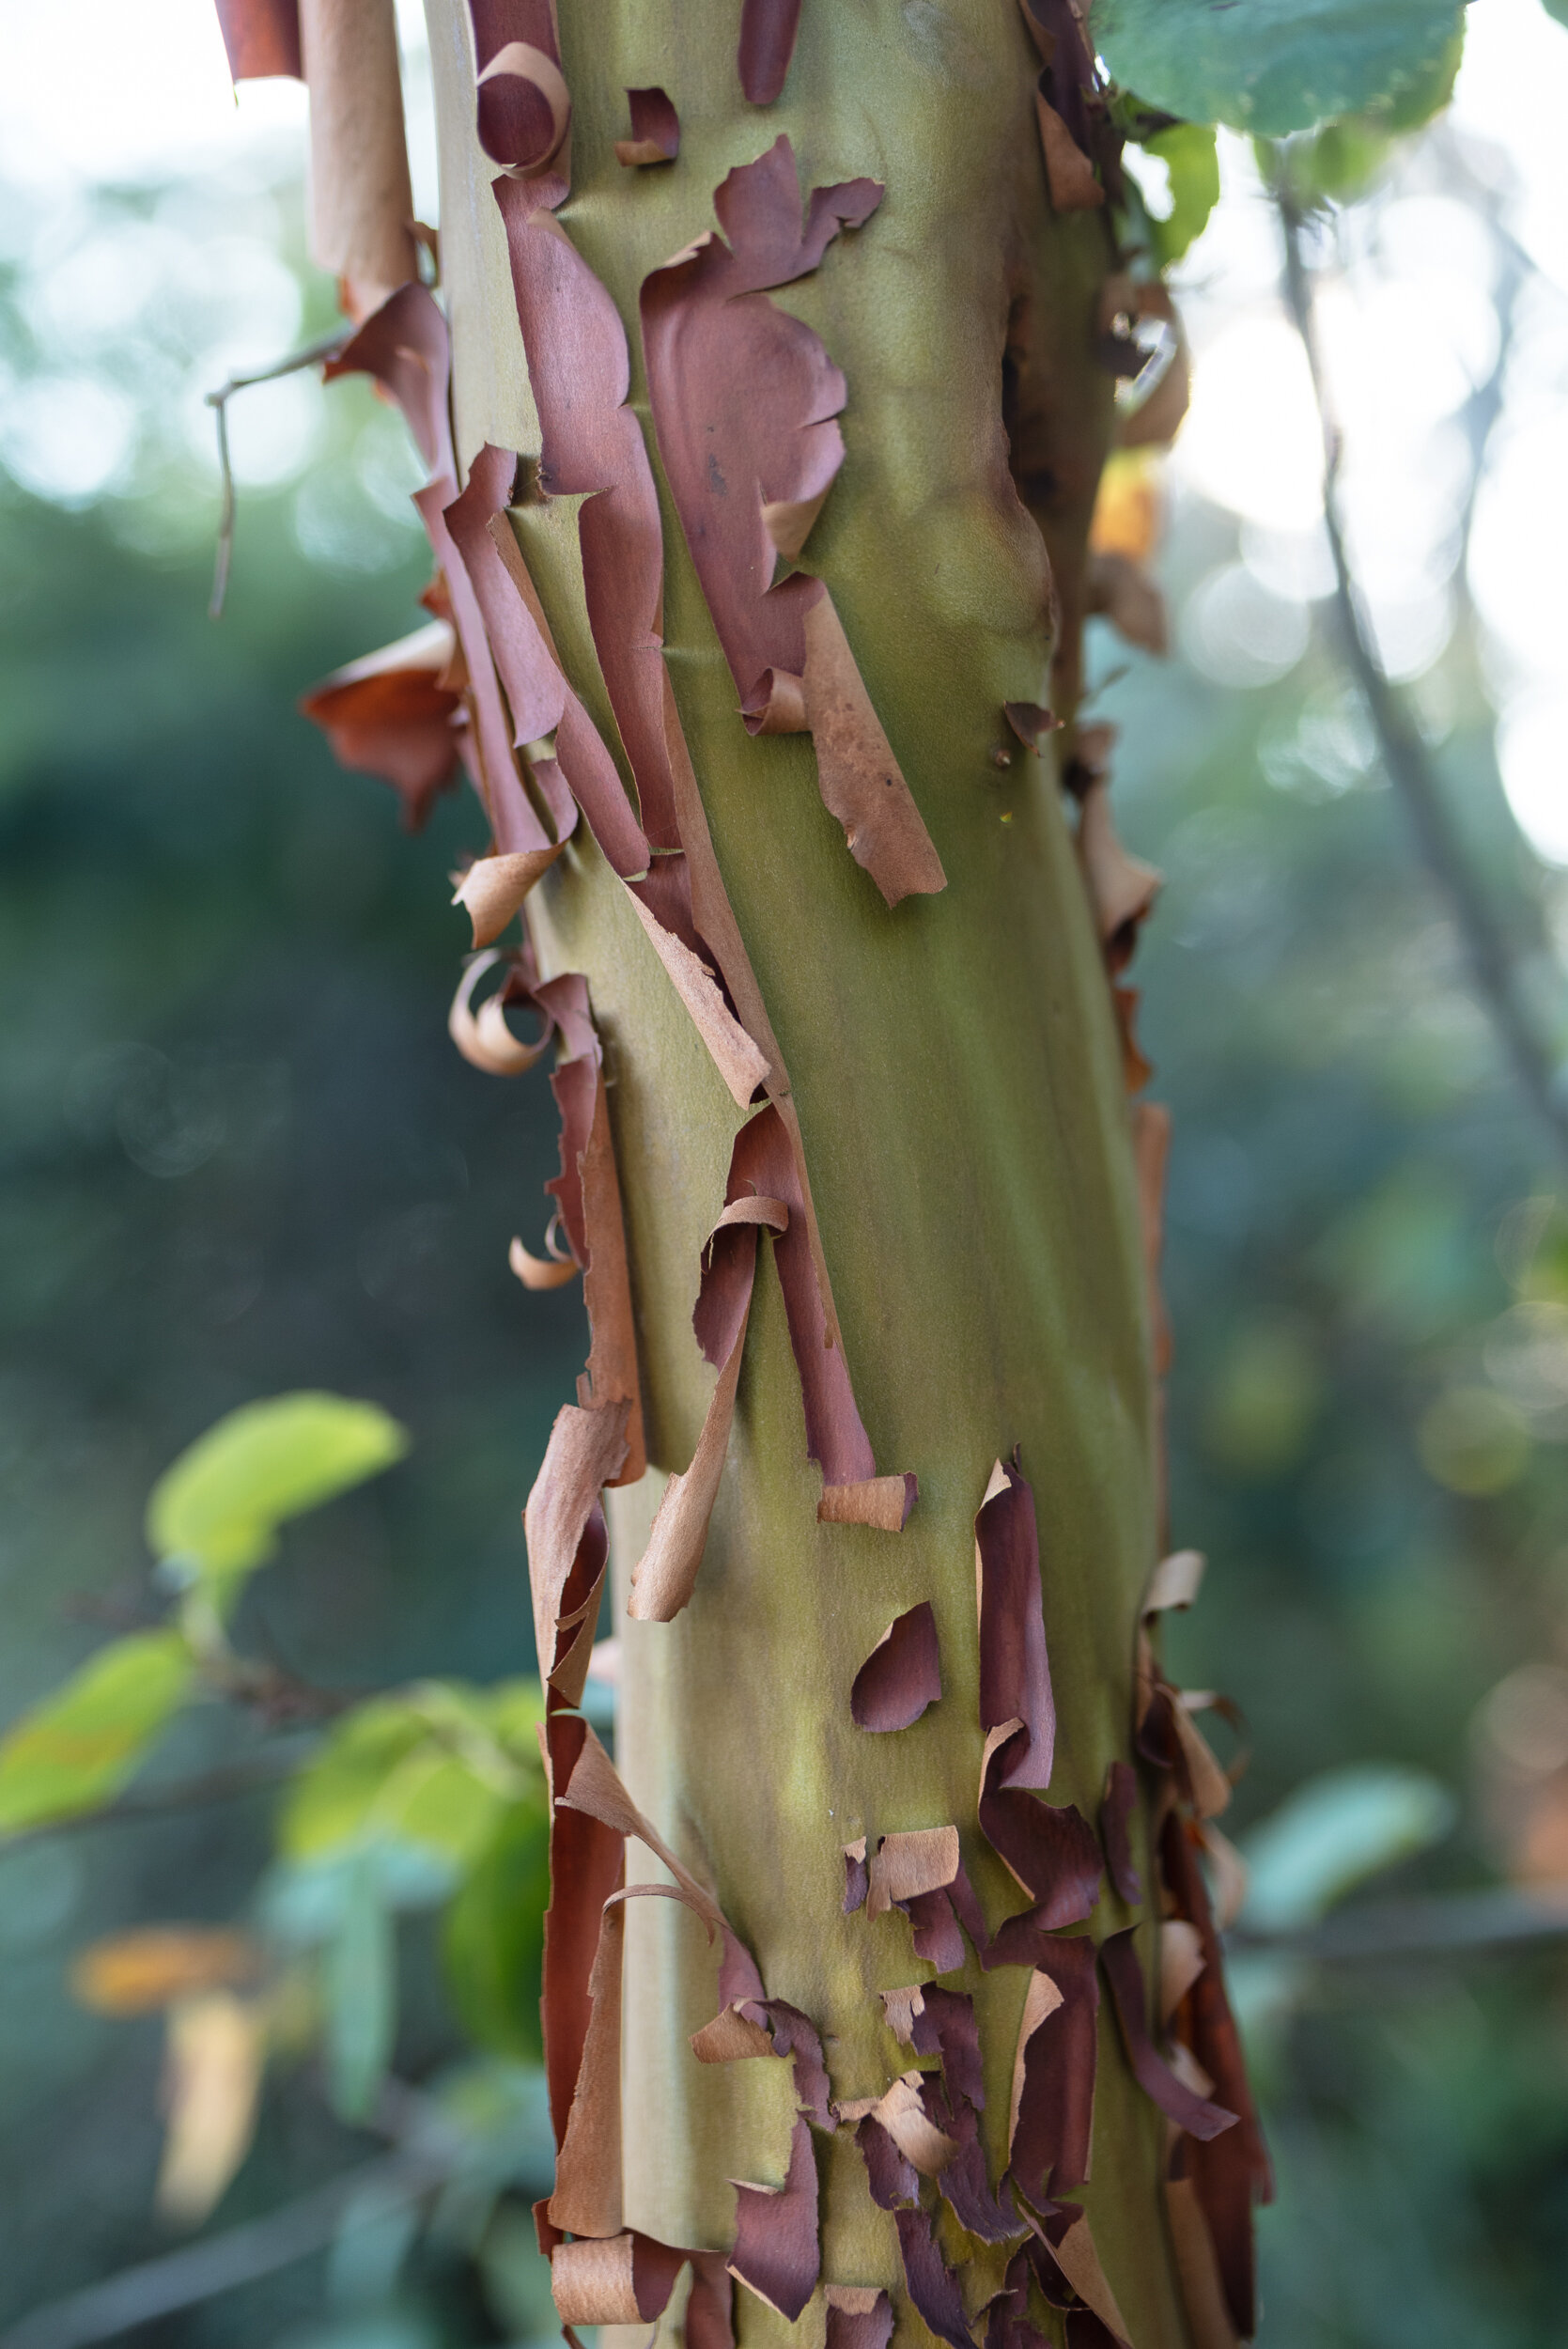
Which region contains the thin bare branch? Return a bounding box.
[0,2151,443,2349]
[1273,182,1568,1169]
[1234,1883,1568,1965]
[206,330,350,618]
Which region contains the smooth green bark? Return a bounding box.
[426,5,1188,2341]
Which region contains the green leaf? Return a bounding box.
[279,1682,544,1871]
[1141,125,1220,269]
[147,1392,409,1588]
[1094,0,1467,136]
[442,1805,551,2061]
[326,1850,396,2123]
[1241,1764,1455,1932]
[0,1630,193,1835]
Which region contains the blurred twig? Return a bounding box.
[205,331,349,618]
[0,2149,443,2349]
[1234,1882,1568,1964]
[3,1739,320,1849]
[1273,185,1568,1169]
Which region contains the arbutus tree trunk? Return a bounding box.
[219,1,1269,2343]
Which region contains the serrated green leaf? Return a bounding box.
[1142,124,1220,268]
[442,1805,550,2062]
[147,1392,409,1588]
[1094,0,1467,136]
[1241,1763,1455,1931]
[0,1630,193,1835]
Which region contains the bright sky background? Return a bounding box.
[0,0,1564,863]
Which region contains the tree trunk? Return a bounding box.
[287,2,1267,2342]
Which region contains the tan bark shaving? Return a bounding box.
[864,1826,959,1918]
[453,847,563,948]
[297,0,417,320]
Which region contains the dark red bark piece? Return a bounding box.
[851,1602,941,1732]
[938,2135,1020,2244]
[493,185,683,850]
[640,139,944,906]
[893,2207,973,2349]
[298,629,460,829]
[729,1103,878,1490]
[729,2112,820,2320]
[1099,1927,1238,2144]
[616,86,680,165]
[1158,1812,1274,2340]
[1009,1935,1098,2203]
[324,282,455,488]
[539,1712,625,2147]
[737,0,802,102]
[1099,1761,1141,1905]
[826,2288,893,2349]
[856,2114,919,2211]
[686,2254,737,2349]
[979,1727,1102,1920]
[905,1985,985,2114]
[444,443,650,875]
[985,2248,1044,2349]
[469,1,570,196]
[753,1999,834,2132]
[976,1454,1055,1789]
[843,1839,869,1914]
[214,0,300,79]
[897,1887,965,1974]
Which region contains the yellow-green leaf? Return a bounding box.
[0,1630,193,1835]
[147,1392,409,1585]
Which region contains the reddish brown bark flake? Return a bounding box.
[893,2207,972,2349]
[524,1400,629,1710]
[729,2112,820,2320]
[214,0,300,80]
[1099,1759,1142,1905]
[615,86,680,166]
[468,2,571,197]
[493,185,684,850]
[298,622,460,829]
[979,1724,1102,1921]
[641,138,945,906]
[976,1455,1055,1788]
[851,1602,941,1732]
[1099,1926,1238,2145]
[737,0,802,102]
[826,2286,893,2349]
[1008,1934,1098,2203]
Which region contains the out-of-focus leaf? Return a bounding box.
[441,1804,550,2061]
[70,1925,260,2015]
[280,1682,543,1870]
[147,1392,409,1591]
[1241,1763,1456,1932]
[1094,0,1465,136]
[1266,29,1465,202]
[477,2200,560,2342]
[155,1990,265,2226]
[0,1629,193,1835]
[1141,124,1220,267]
[263,1843,453,1946]
[327,2172,423,2310]
[326,1851,396,2123]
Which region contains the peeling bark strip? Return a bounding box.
[214,0,300,82]
[640,138,946,907]
[737,0,802,102]
[1099,1758,1142,1903]
[493,185,683,851]
[615,86,680,166]
[469,0,571,198]
[825,2286,893,2349]
[1007,1933,1098,2201]
[297,621,461,831]
[850,1602,941,1731]
[975,1454,1055,1787]
[1099,1926,1238,2143]
[298,0,418,320]
[632,1100,912,1619]
[728,2112,820,2319]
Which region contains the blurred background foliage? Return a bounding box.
[3,2,1568,2346]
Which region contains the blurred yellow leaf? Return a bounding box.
[71,1926,261,2016]
[1090,451,1162,566]
[156,1992,264,2226]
